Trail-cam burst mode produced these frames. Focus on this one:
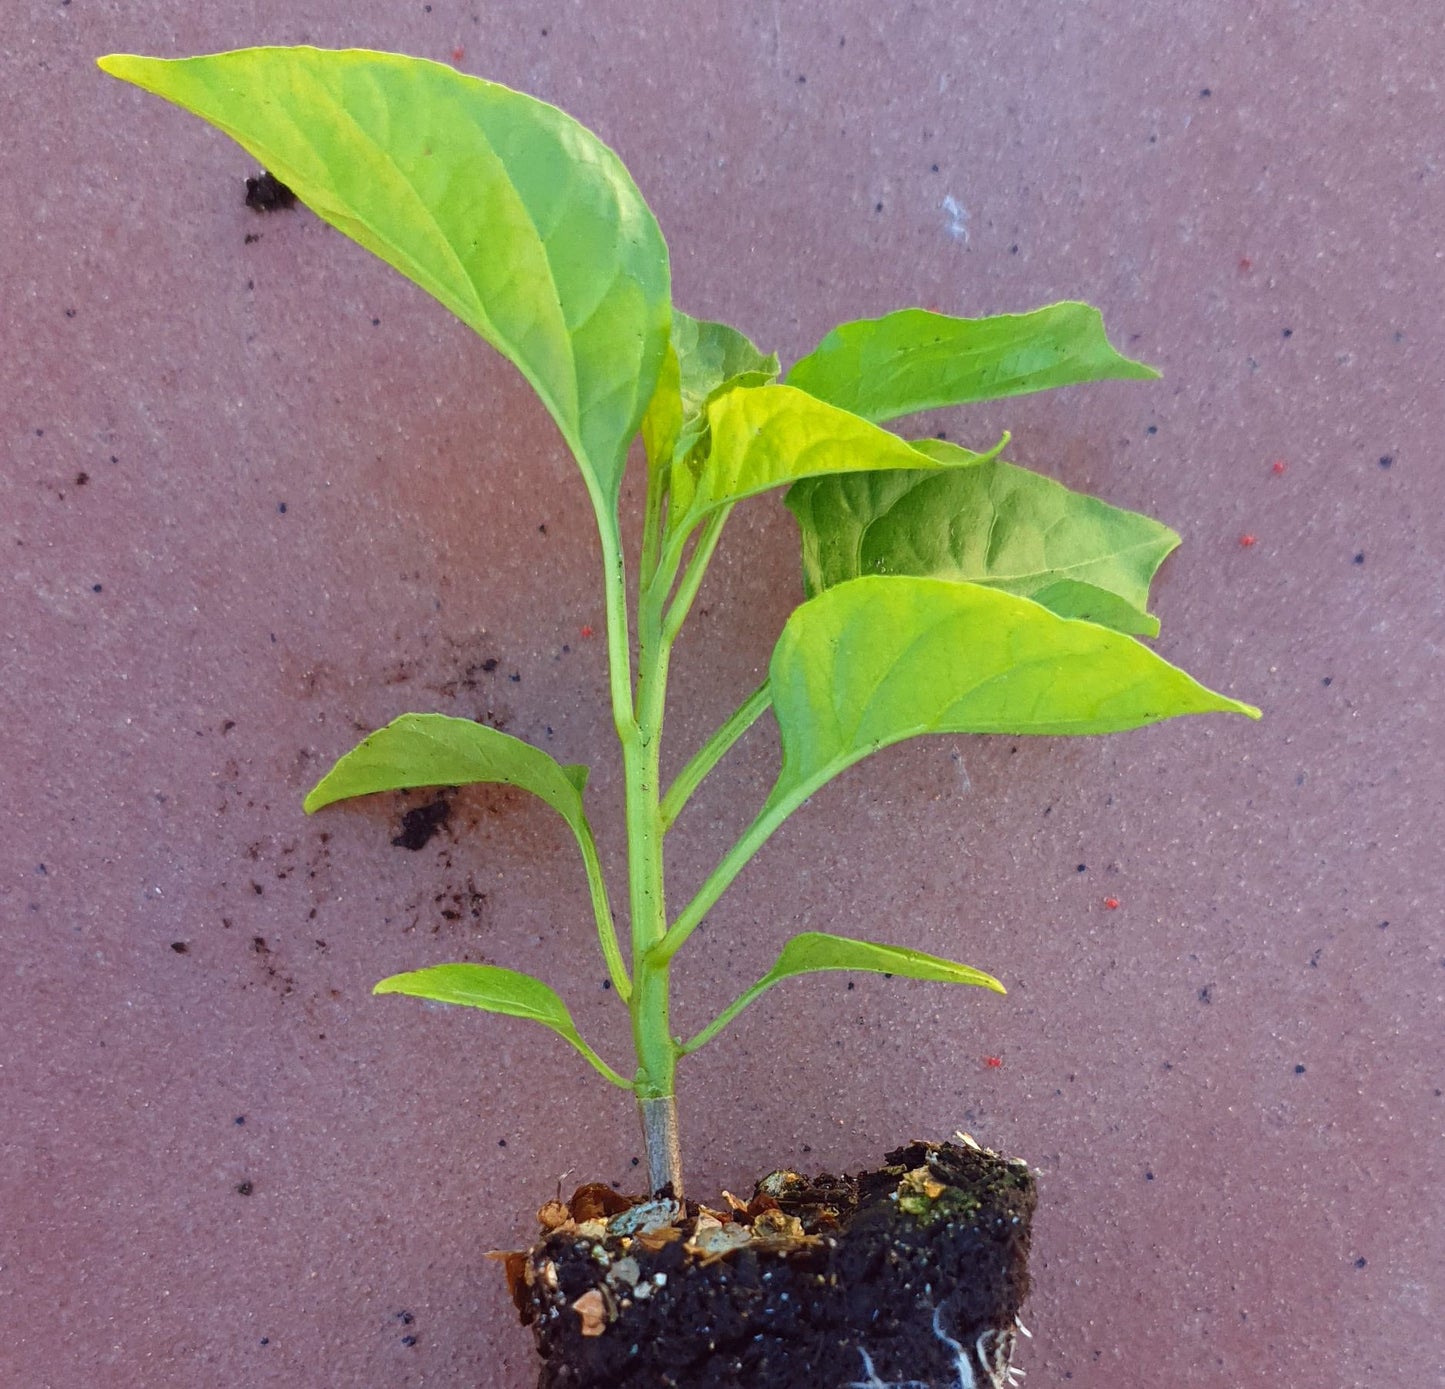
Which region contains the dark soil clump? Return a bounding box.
[506,1138,1035,1388]
[244,170,296,212]
[392,796,451,851]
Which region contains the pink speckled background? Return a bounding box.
[3,2,1440,1385]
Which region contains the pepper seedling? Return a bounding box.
[99,46,1259,1197]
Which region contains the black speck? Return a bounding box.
[1281,327,1293,339]
[170,941,189,954]
[236,1180,254,1196]
[1009,243,1019,254]
[631,1156,640,1166]
[930,163,940,173]
[935,429,948,440]
[235,1115,246,1125]
[802,1144,813,1154]
[847,981,855,991]
[497,1138,507,1147]
[1145,1170,1155,1181]
[1199,87,1212,98]
[481,657,499,672]
[1378,454,1394,468]
[1198,984,1213,1004]
[401,1334,418,1347]
[397,1311,415,1325]
[1294,1064,1307,1074]
[244,233,260,244]
[277,502,287,514]
[251,881,264,896]
[251,936,268,953]
[1322,676,1332,686]
[259,1337,269,1346]
[64,307,76,319]
[244,171,296,213]
[1354,1256,1367,1269]
[392,798,450,851]
[91,583,103,593]
[602,978,612,990]
[875,201,884,213]
[75,471,89,486]
[508,671,521,683]
[1353,552,1365,565]
[796,74,806,84]
[1076,864,1087,873]
[540,25,547,35]
[1146,424,1158,435]
[1378,920,1389,930]
[35,428,43,437]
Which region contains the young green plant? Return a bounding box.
[99,47,1260,1197]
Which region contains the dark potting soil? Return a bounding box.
[504,1138,1035,1388]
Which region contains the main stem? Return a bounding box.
[616,505,687,1196]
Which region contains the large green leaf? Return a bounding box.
[668,384,1001,537]
[98,47,671,505]
[765,576,1260,813]
[682,931,1003,1053]
[304,713,628,997]
[785,302,1158,423]
[375,964,629,1087]
[785,439,1180,636]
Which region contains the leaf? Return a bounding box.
[644,311,779,474]
[767,931,1003,991]
[765,575,1260,812]
[682,931,1002,1053]
[304,712,589,817]
[98,47,671,505]
[672,310,779,423]
[668,384,999,536]
[304,714,629,998]
[785,439,1180,636]
[785,302,1158,423]
[374,964,629,1087]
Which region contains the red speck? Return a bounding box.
[1239,533,1257,547]
[451,46,465,63]
[1271,459,1287,475]
[1104,896,1120,910]
[580,625,594,639]
[983,1056,1003,1069]
[1238,256,1253,273]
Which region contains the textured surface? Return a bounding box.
[3,3,1440,1387]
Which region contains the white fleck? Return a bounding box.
[941,194,970,242]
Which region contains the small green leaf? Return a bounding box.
[375,964,629,1087]
[305,714,628,998]
[672,310,779,423]
[669,384,994,536]
[98,47,671,506]
[304,712,589,817]
[786,302,1159,423]
[681,931,1002,1053]
[766,575,1260,812]
[786,440,1179,635]
[645,311,779,474]
[768,932,1002,992]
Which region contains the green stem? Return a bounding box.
[574,822,631,1002]
[651,775,820,966]
[677,969,780,1056]
[659,681,772,833]
[662,505,732,644]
